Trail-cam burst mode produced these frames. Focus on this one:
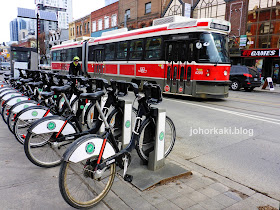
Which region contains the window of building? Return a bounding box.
[84,23,87,33]
[98,19,102,30]
[125,9,131,19]
[80,25,82,35]
[129,39,143,60]
[76,26,79,35]
[104,16,109,29]
[145,37,162,60]
[145,2,151,14]
[87,22,90,33]
[92,21,96,32]
[104,43,115,60]
[112,14,117,27]
[116,42,128,59]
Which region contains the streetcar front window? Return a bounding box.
[197,33,230,64]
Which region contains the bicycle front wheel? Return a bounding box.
[136,116,176,164]
[24,131,67,167]
[59,157,116,209]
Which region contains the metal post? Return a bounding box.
[148,108,166,171]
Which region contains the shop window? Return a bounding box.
[247,23,258,35]
[116,42,128,59]
[247,36,256,49]
[259,22,271,34]
[269,35,280,48]
[257,35,269,48]
[145,37,162,60]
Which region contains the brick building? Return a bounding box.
[68,21,75,40]
[71,14,91,39]
[118,0,170,30]
[91,1,119,37]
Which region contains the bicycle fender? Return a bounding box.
[30,116,76,135]
[2,93,22,101]
[6,96,29,106]
[10,101,37,114]
[18,108,52,120]
[66,135,115,163]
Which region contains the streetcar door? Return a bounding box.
[94,49,104,77]
[164,41,183,93]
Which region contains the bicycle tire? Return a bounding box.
[84,103,98,129]
[136,116,176,164]
[59,142,116,208]
[13,106,49,144]
[106,108,124,144]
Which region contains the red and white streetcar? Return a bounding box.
[51,15,231,98]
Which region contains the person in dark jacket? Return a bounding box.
[69,56,83,76]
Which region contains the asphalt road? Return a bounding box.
[158,89,280,200]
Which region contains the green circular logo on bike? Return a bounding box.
[125,120,131,128]
[54,95,57,99]
[11,94,15,97]
[80,105,84,109]
[159,131,164,141]
[24,105,29,109]
[47,121,56,130]
[61,98,65,102]
[85,142,95,154]
[16,99,21,102]
[32,111,38,117]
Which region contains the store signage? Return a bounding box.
[241,49,280,57]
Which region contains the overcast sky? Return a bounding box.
[0,0,105,43]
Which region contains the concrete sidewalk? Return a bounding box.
[0,115,279,209]
[254,84,280,94]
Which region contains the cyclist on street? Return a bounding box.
[69,56,83,76]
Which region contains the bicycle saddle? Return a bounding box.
[51,85,71,93]
[20,78,33,84]
[80,91,105,101]
[41,91,54,99]
[27,81,44,88]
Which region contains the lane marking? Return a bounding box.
[228,97,280,106]
[165,98,280,125]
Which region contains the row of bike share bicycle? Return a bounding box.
[0,69,176,209]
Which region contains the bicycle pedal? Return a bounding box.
[124,174,133,183]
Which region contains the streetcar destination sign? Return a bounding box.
[241,49,280,57]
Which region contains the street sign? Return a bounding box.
[239,35,247,47]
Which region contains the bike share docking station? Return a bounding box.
[118,98,192,191]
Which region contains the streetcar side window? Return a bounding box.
[104,43,115,60]
[129,39,143,60]
[66,48,72,61]
[52,51,57,61]
[145,37,162,60]
[88,46,94,61]
[116,41,128,60]
[76,47,82,60]
[56,50,61,61]
[61,50,67,61]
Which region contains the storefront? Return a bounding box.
[241,48,280,83]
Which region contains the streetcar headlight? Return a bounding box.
[206,69,210,76]
[224,70,228,76]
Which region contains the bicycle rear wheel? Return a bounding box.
[136,116,176,164]
[59,157,116,209]
[14,117,37,144]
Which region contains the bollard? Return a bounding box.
[121,99,132,148]
[148,108,166,171]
